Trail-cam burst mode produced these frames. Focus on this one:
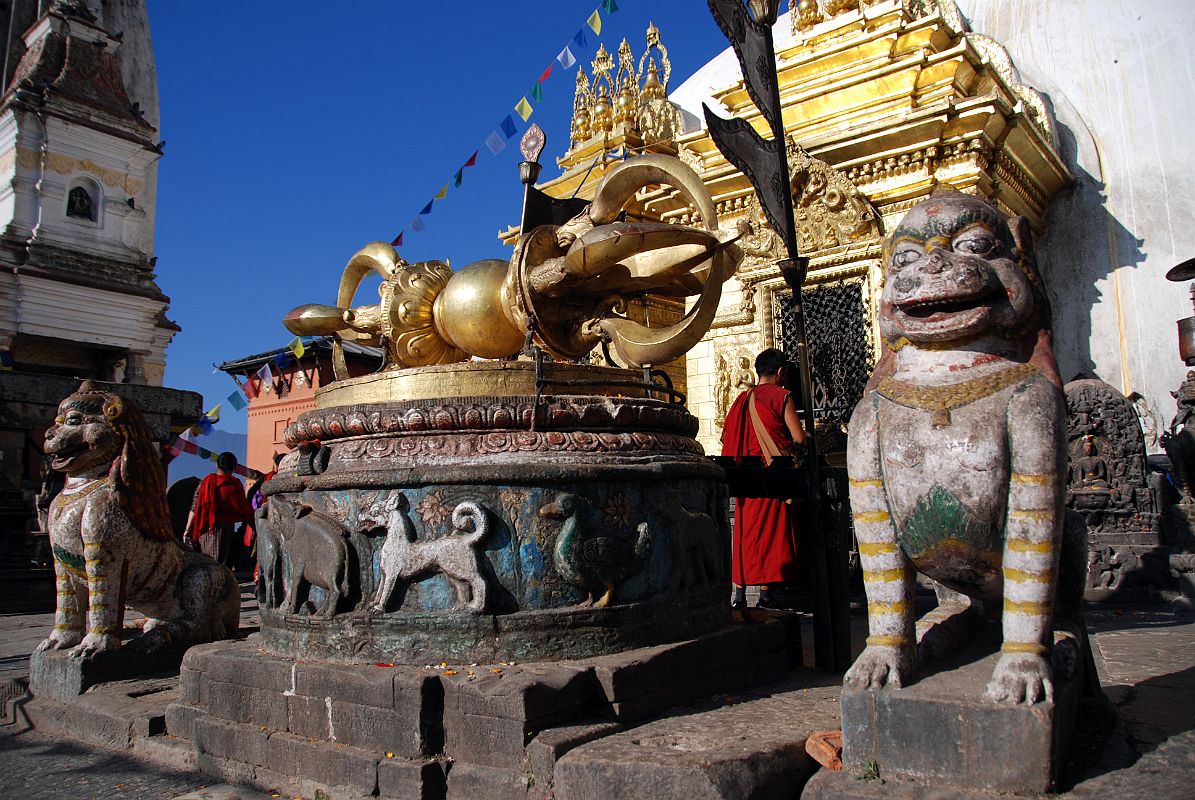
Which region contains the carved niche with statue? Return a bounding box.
[1064,377,1165,599]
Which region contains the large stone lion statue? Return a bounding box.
[845,191,1085,705]
[36,382,239,658]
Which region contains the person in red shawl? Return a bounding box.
[721,348,807,610]
[184,451,255,567]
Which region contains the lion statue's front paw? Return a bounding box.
[986,652,1053,704]
[844,644,917,690]
[67,632,121,659]
[35,632,81,653]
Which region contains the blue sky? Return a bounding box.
[150,1,734,434]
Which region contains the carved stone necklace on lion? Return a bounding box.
[52,475,109,511]
[876,362,1038,428]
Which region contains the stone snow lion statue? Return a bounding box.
[36,382,239,658]
[846,191,1085,705]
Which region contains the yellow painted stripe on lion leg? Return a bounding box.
[1008,509,1054,521]
[89,625,118,635]
[854,510,891,524]
[1010,472,1052,485]
[1003,567,1053,583]
[849,478,883,489]
[1007,539,1053,553]
[1001,641,1048,654]
[1004,599,1051,615]
[864,567,906,583]
[54,624,82,632]
[868,600,909,615]
[859,541,899,556]
[866,635,912,647]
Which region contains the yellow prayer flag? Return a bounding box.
[204,403,221,423]
[587,9,601,34]
[515,97,533,121]
[434,184,448,200]
[289,336,305,359]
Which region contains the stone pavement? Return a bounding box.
[0,581,266,799]
[0,728,264,799]
[0,587,1192,799]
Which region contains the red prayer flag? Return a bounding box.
[539,65,552,83]
[391,232,403,247]
[240,377,258,400]
[464,151,477,168]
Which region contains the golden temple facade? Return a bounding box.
[518,0,1070,457]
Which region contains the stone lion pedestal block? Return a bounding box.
[831,640,1081,796]
[31,645,191,703]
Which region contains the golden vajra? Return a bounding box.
[284,154,744,377]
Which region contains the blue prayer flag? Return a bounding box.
[500,115,517,139]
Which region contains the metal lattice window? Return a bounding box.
[776,281,872,428]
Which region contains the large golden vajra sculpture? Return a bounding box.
[284,154,742,376]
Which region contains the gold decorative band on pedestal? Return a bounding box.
[315,360,653,409]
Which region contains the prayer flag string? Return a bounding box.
[391,3,618,243]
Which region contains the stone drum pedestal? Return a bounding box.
[168,361,802,799]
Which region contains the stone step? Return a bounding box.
[23,675,178,752]
[175,705,450,800]
[550,672,843,800]
[172,786,275,800]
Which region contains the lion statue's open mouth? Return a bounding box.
[895,286,997,320]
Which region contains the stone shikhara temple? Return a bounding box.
[0,0,198,601]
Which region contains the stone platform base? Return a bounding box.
[834,640,1082,796]
[167,616,806,799]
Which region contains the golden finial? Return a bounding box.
[641,62,665,100]
[615,39,639,127]
[793,0,824,33]
[571,65,593,145]
[591,44,614,95]
[592,84,613,134]
[637,21,671,93]
[589,45,615,136]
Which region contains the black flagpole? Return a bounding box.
[703,0,848,671]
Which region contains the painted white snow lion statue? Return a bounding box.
[36,382,239,658]
[845,191,1086,705]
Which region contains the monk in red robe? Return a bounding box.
[185,451,255,567]
[721,348,807,609]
